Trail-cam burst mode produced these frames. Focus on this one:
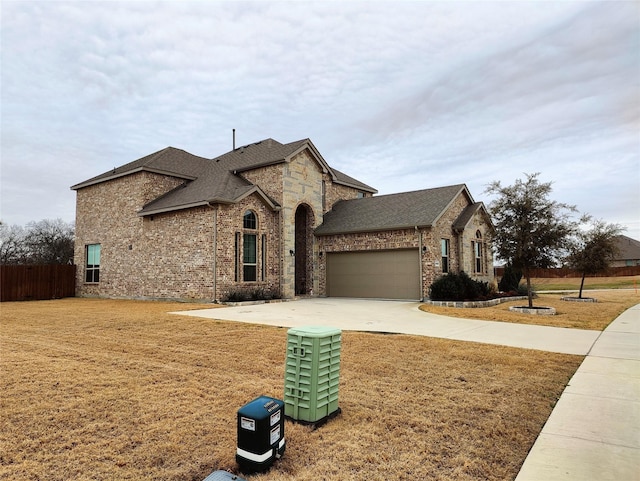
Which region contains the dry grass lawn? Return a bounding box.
[1,299,586,480]
[420,285,639,331]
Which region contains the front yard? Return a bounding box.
[420,284,639,330]
[0,298,601,480]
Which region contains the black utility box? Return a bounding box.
[236,396,285,472]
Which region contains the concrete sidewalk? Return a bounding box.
[515,303,640,481]
[174,299,639,480]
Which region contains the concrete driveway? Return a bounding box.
[173,297,600,355]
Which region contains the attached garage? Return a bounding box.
[326,249,420,300]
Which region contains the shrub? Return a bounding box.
[429,273,465,301]
[429,271,495,301]
[499,264,522,292]
[223,287,281,303]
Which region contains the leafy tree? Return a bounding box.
[567,219,624,298]
[485,173,581,308]
[498,264,522,293]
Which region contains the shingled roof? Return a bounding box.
[613,235,640,261]
[315,184,472,235]
[71,138,376,216]
[70,147,210,190]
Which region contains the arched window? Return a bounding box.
[243,210,257,229]
[474,230,483,274]
[242,211,257,281]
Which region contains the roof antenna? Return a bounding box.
[233,129,236,150]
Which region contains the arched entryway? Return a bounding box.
[294,204,314,295]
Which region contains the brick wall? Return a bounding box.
[315,192,494,298]
[323,178,370,214]
[213,195,281,301]
[75,171,187,298]
[74,148,489,302]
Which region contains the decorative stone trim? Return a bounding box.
[223,298,292,307]
[424,296,527,308]
[509,306,556,315]
[561,296,597,303]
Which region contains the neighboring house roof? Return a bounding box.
[315,184,473,235]
[613,235,640,260]
[71,138,376,217]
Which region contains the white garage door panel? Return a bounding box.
[326,249,420,300]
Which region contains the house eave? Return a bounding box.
[333,179,377,194]
[71,167,197,191]
[137,200,215,217]
[233,159,286,174]
[315,224,432,237]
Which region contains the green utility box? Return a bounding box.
[284,326,342,424]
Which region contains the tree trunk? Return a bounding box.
[579,273,586,299]
[525,267,533,308]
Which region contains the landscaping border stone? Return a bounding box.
[509,306,556,315]
[561,296,597,303]
[223,298,291,307]
[424,296,528,308]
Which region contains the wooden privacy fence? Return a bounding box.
[494,266,640,278]
[1,264,76,302]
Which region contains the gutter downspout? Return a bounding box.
[416,226,424,301]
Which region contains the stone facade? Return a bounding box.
[73,143,492,301]
[74,147,371,301]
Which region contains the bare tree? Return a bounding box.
[0,223,29,264]
[485,173,582,308]
[0,219,74,265]
[567,218,624,298]
[24,219,75,264]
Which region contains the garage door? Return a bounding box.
[326,249,420,300]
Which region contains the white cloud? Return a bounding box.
[1,1,638,238]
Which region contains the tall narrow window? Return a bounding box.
[243,234,257,281]
[441,239,450,273]
[234,232,240,282]
[85,244,101,283]
[261,234,267,281]
[242,210,257,282]
[474,231,483,274]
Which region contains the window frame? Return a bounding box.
[441,238,450,273]
[241,210,258,282]
[473,231,484,274]
[243,210,257,229]
[243,233,257,282]
[261,234,267,281]
[85,244,101,283]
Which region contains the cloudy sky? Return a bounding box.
[2,1,639,239]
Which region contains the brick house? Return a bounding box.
[611,235,640,267]
[71,138,494,301]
